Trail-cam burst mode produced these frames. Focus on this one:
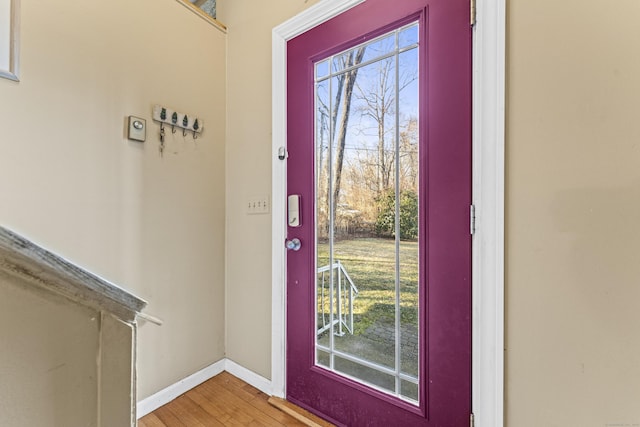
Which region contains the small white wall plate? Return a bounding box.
[128,116,146,142]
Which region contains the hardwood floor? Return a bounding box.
[138,372,323,427]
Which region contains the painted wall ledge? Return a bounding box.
[0,226,146,322]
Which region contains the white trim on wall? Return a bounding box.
[472,0,505,426]
[136,358,273,419]
[136,359,225,419]
[225,358,273,396]
[0,0,19,81]
[271,1,505,426]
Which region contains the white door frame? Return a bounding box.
[271,1,505,426]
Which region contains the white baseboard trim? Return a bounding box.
[223,358,273,396]
[136,359,226,419]
[136,358,272,419]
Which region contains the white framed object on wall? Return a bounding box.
[175,0,225,32]
[0,0,19,81]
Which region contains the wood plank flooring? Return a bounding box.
[138,372,323,427]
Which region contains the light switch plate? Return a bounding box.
[247,195,270,215]
[128,116,146,142]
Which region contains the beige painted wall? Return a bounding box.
[219,0,318,379]
[506,0,640,425]
[0,0,226,400]
[0,273,138,427]
[100,313,137,427]
[0,273,99,427]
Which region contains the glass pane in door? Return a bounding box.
[314,22,420,403]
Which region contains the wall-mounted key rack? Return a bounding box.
[152,105,204,156]
[152,105,204,138]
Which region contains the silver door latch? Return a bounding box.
[286,238,301,251]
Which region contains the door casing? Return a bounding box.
[271,1,505,426]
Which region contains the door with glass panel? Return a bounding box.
[285,0,471,425]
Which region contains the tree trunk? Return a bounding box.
[332,47,366,233]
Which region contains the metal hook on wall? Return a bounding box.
[159,109,167,157]
[159,123,165,157]
[153,105,204,143]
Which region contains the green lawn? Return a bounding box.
[317,237,419,335]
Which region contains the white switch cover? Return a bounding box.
[247,195,270,215]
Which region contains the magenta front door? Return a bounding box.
[285,0,471,425]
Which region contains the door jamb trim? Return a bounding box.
[271,1,505,426]
[471,0,505,426]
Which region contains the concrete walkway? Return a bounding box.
[316,319,419,400]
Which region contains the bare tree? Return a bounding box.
[398,117,419,191]
[358,57,396,194]
[331,46,367,230]
[354,57,417,196]
[316,42,418,238]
